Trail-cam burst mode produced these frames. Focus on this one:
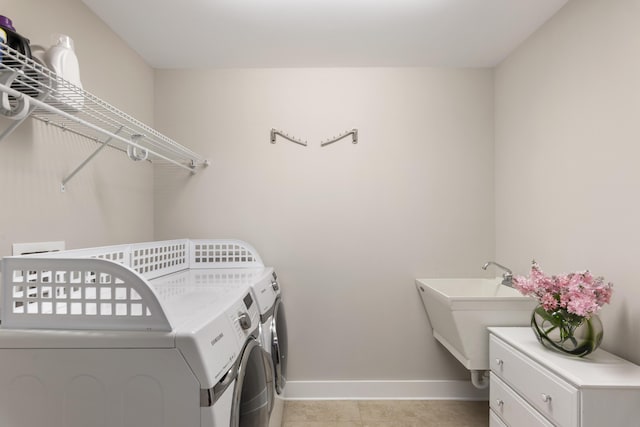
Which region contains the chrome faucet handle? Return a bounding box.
[502,271,513,287]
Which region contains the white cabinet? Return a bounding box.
[489,327,640,427]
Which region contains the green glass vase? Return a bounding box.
[530,305,603,357]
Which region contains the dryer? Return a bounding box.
[250,268,288,427]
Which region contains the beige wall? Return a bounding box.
[10,0,635,394]
[0,0,155,255]
[154,68,495,382]
[495,0,640,363]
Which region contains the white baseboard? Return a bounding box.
[283,380,488,400]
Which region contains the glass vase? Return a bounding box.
[530,305,603,357]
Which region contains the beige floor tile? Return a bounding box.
[283,400,489,427]
[361,420,436,427]
[358,400,429,421]
[419,400,489,426]
[284,401,362,422]
[283,423,362,427]
[358,400,488,427]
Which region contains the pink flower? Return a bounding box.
[513,276,537,296]
[514,261,613,318]
[565,293,599,317]
[541,293,559,311]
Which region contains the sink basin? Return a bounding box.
[415,278,536,371]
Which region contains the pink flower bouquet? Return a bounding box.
[513,261,613,318]
[513,261,613,356]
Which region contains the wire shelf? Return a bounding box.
[0,41,208,189]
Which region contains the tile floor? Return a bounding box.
[283,400,489,427]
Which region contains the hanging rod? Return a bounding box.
[320,129,358,147]
[0,83,199,171]
[270,128,307,146]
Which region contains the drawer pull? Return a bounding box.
[495,358,504,367]
[541,393,552,403]
[496,399,504,407]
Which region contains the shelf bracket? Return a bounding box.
[61,126,124,192]
[320,129,358,147]
[0,85,53,143]
[270,128,307,146]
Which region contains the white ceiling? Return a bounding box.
[81,0,568,69]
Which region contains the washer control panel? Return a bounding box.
[229,291,261,342]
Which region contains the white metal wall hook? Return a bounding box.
[320,129,358,147]
[270,128,307,146]
[126,134,149,161]
[127,145,149,161]
[0,81,31,121]
[0,93,29,121]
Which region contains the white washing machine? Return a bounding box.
[150,269,272,426]
[0,239,274,427]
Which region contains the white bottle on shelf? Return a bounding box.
[44,34,83,112]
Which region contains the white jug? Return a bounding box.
[44,34,83,112]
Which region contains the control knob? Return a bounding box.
[236,312,252,330]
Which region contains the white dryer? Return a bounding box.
[250,268,288,427]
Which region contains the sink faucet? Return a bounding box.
[482,261,513,287]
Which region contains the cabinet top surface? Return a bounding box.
[489,327,640,388]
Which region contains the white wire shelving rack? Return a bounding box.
[0,41,208,191]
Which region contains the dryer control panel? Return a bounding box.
[252,267,279,320]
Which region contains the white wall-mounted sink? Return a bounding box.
[416,278,536,371]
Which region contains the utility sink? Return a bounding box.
[415,278,536,372]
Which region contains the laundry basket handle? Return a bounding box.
[1,257,171,331]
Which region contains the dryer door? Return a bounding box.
[231,338,270,427]
[270,298,288,395]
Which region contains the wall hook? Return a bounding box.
[271,128,307,146]
[127,134,149,161]
[320,129,358,147]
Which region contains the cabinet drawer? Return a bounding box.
[489,408,508,427]
[490,374,554,427]
[490,335,578,427]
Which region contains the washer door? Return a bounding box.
[231,338,270,427]
[270,298,288,395]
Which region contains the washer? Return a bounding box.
[150,269,272,427]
